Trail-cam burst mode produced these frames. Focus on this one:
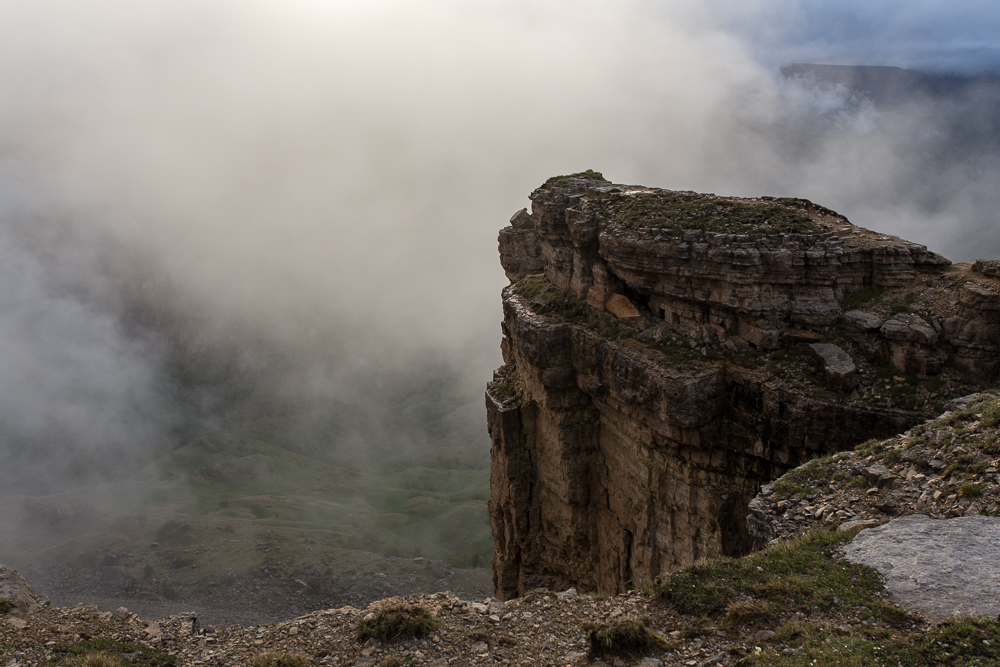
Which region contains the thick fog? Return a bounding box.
[1,0,999,494]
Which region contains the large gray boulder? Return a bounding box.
[0,563,39,617]
[808,343,857,390]
[843,515,1000,622]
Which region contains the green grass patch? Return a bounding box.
[740,615,1000,666]
[856,438,889,457]
[840,287,885,311]
[64,654,123,667]
[888,291,918,313]
[513,275,636,341]
[772,478,809,499]
[50,639,175,667]
[662,529,883,619]
[355,603,440,643]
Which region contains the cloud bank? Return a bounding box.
[0,0,998,494]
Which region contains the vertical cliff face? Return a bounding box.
[488,172,1000,600]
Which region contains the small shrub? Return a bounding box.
[960,481,983,497]
[252,653,308,667]
[355,603,439,643]
[842,475,867,489]
[0,597,12,615]
[982,433,1000,455]
[882,450,901,465]
[583,616,663,656]
[69,655,123,667]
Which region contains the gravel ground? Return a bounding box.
[3,582,934,667]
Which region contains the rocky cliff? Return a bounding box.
[487,171,1000,600]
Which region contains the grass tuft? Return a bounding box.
[252,653,308,667]
[68,654,123,667]
[0,597,12,615]
[724,598,776,627]
[355,602,440,644]
[959,481,983,497]
[583,616,664,657]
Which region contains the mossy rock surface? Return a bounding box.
[595,190,820,238]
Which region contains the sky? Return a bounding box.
[0,0,998,493]
[680,0,1000,73]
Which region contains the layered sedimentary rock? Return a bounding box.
[488,172,1000,600]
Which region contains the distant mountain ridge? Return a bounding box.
[781,62,1000,109]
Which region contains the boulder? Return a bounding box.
[808,343,857,390]
[605,294,644,327]
[0,563,39,617]
[880,314,938,346]
[972,258,1000,276]
[843,515,1000,622]
[842,309,883,332]
[509,207,533,229]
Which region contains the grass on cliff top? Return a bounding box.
[545,169,606,185]
[596,190,820,237]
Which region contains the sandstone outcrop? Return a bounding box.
[488,172,1000,600]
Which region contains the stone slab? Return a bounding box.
[842,514,1000,622]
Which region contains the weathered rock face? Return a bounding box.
[844,515,1000,623]
[0,562,39,617]
[489,172,1000,600]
